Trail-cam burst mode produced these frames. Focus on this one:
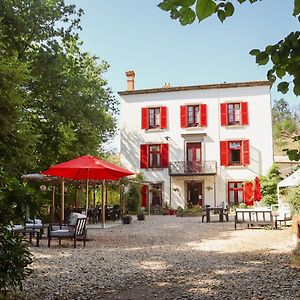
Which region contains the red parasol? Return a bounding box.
[243,181,254,206]
[42,155,134,221]
[254,176,262,202]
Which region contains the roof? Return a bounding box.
[278,169,300,188]
[118,80,271,96]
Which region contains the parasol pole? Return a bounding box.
[102,180,106,228]
[51,184,56,223]
[61,179,65,222]
[85,178,89,216]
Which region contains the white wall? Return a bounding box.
[119,84,273,208]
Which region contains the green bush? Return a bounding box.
[0,227,33,296]
[261,194,277,207]
[125,184,141,213]
[287,186,300,214]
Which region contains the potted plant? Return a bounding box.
[122,215,132,224]
[137,209,145,221]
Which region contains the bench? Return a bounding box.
[235,208,274,230]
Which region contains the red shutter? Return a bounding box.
[160,106,167,129]
[243,139,250,165]
[141,108,148,129]
[180,105,187,128]
[200,104,207,127]
[141,185,148,207]
[140,144,148,169]
[220,103,228,126]
[161,143,169,168]
[241,102,249,125]
[220,141,229,166]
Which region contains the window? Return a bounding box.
[220,102,248,126]
[141,107,167,129]
[140,143,169,169]
[149,108,160,129]
[220,140,250,166]
[149,145,161,168]
[180,104,207,128]
[187,105,199,127]
[228,182,243,206]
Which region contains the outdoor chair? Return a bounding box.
[48,216,87,248]
[271,204,292,229]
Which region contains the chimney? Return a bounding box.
[164,83,171,88]
[126,70,135,91]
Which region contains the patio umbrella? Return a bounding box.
[42,155,134,220]
[254,176,262,202]
[243,181,254,206]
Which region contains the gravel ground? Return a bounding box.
[23,215,300,300]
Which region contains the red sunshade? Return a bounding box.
[254,176,262,202]
[42,155,134,180]
[243,181,254,206]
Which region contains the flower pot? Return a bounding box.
[122,215,132,224]
[137,214,145,221]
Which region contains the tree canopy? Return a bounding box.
[0,0,117,220]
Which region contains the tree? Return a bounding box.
[0,1,118,219]
[158,0,300,160]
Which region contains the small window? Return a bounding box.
[141,107,167,130]
[140,144,169,169]
[228,103,240,125]
[149,108,160,129]
[149,145,161,168]
[229,141,241,165]
[228,181,243,206]
[187,105,199,127]
[220,102,248,126]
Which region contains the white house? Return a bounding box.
[118,71,274,209]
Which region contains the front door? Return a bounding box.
[186,142,201,172]
[187,182,203,207]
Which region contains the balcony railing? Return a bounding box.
[169,160,217,176]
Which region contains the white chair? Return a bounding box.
[271,204,292,229]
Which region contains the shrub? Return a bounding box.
[287,186,300,214]
[125,184,141,213]
[0,227,33,296]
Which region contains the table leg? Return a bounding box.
[206,209,210,223]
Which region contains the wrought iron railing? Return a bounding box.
[168,161,217,176]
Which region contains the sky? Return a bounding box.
[66,0,299,150]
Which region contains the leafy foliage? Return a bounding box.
[287,185,300,214]
[260,164,282,206]
[0,1,118,219]
[158,0,300,161]
[0,227,33,295]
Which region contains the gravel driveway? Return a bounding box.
[23,215,300,300]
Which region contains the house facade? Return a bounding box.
[119,71,274,209]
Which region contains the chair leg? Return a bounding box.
[48,237,51,247]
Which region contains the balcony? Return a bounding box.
[169,161,217,176]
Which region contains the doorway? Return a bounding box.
[187,181,203,207]
[186,142,202,173]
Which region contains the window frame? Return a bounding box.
[227,181,243,206]
[228,140,242,165]
[148,107,161,129]
[227,103,241,125]
[148,144,161,168]
[187,105,199,127]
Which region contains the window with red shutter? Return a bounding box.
[160,106,167,129]
[220,141,229,166]
[140,144,148,168]
[180,105,187,128]
[161,143,169,168]
[141,108,148,129]
[241,102,249,125]
[200,104,207,127]
[242,139,250,165]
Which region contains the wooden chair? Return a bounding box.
[48,217,87,248]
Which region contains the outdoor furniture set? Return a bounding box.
[234,204,292,230]
[202,205,229,223]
